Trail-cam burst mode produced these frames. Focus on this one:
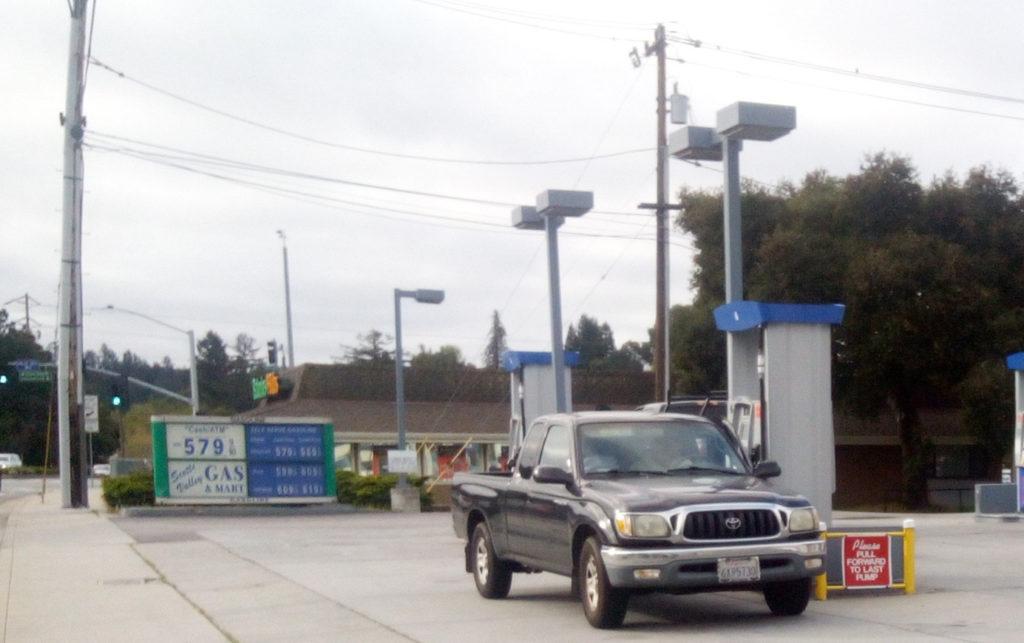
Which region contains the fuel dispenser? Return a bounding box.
[502,350,580,458]
[976,353,1024,514]
[715,302,845,525]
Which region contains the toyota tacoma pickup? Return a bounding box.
[451,411,825,629]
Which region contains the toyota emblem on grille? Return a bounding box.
[724,516,742,530]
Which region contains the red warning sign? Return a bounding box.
[842,535,892,588]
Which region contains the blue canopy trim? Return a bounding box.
[714,301,846,332]
[1006,352,1024,371]
[501,350,581,372]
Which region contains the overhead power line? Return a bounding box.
[85,131,651,216]
[88,58,652,167]
[668,34,1024,107]
[671,57,1024,125]
[84,140,683,246]
[407,0,651,41]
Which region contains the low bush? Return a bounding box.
[335,470,432,509]
[2,466,57,477]
[102,471,155,509]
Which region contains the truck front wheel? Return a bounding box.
[471,522,512,599]
[763,577,812,616]
[578,537,629,628]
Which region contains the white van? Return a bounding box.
[0,453,23,469]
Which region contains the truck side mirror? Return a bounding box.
[533,465,573,486]
[753,461,781,479]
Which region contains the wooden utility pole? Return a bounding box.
[58,0,90,507]
[646,24,670,402]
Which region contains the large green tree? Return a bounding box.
[676,154,1024,507]
[0,309,52,465]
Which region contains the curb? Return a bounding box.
[118,503,361,518]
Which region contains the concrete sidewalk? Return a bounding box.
[0,489,224,643]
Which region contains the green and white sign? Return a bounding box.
[152,416,336,505]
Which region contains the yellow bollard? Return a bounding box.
[814,571,828,600]
[902,519,916,595]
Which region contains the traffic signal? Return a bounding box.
[266,372,280,396]
[0,373,7,385]
[111,374,130,409]
[267,340,278,366]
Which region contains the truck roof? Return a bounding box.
[541,410,710,425]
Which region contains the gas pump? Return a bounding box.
[502,350,580,460]
[1006,353,1024,510]
[715,302,845,525]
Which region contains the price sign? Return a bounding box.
[166,424,245,460]
[246,424,323,462]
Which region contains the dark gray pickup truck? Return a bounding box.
[451,411,825,628]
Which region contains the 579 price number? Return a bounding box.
[183,437,237,457]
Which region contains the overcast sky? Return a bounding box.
[3,0,1023,369]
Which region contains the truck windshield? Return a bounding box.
[579,421,746,477]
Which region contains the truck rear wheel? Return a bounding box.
[763,577,812,616]
[471,522,512,599]
[578,537,629,629]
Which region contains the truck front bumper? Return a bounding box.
[601,538,825,590]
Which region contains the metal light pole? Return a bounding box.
[670,103,795,402]
[104,305,200,415]
[393,288,445,490]
[512,190,593,412]
[277,230,295,369]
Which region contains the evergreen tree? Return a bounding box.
[482,310,508,369]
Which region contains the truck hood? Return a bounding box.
[581,473,810,513]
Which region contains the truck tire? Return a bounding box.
[578,536,629,629]
[763,577,812,616]
[471,522,512,599]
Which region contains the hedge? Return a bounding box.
[336,470,432,509]
[102,471,155,509]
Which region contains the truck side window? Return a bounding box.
[517,423,548,477]
[538,425,572,473]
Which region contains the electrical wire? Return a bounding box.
[406,0,647,42]
[670,56,1024,125]
[84,141,662,243]
[88,58,653,167]
[668,34,1024,106]
[85,131,651,217]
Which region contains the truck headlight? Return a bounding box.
[615,512,671,538]
[789,508,818,533]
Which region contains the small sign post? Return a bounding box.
[84,395,99,434]
[387,449,419,475]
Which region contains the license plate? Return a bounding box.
[717,556,760,583]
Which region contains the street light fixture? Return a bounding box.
[512,189,593,413]
[670,101,796,402]
[393,288,445,493]
[104,305,200,416]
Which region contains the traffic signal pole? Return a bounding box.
[58,0,90,508]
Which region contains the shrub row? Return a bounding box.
[336,470,432,509]
[100,469,433,510]
[102,470,155,509]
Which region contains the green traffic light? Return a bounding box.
[112,395,122,407]
[0,374,7,384]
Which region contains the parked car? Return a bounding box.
[91,463,111,477]
[452,411,824,629]
[0,453,23,469]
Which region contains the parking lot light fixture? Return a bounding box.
[512,189,593,413]
[393,288,445,488]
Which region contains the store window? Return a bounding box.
[334,444,354,471]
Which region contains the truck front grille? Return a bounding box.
[681,509,780,540]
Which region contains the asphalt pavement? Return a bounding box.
[2,487,1024,642]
